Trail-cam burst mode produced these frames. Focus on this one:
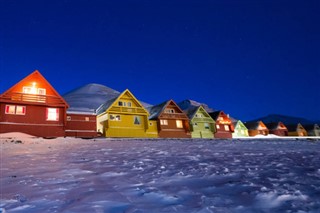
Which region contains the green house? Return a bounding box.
[183,105,216,138]
[232,120,249,138]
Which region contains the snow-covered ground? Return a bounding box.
[1,135,320,213]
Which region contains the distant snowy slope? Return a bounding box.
[247,114,319,125]
[63,83,121,113]
[63,83,153,113]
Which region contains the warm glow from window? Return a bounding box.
[5,105,16,114]
[16,106,26,115]
[225,125,230,131]
[160,119,168,125]
[176,120,183,128]
[23,82,46,95]
[47,108,59,121]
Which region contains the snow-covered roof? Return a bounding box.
[147,100,168,120]
[63,83,152,114]
[177,99,215,113]
[63,83,121,113]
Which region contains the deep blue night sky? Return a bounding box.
[1,0,319,121]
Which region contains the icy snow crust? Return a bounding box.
[1,137,320,213]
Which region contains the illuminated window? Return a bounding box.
[224,125,230,131]
[5,105,16,114]
[160,119,168,125]
[134,116,141,125]
[67,116,71,121]
[85,117,89,121]
[46,108,59,121]
[176,120,183,128]
[16,106,26,115]
[216,124,220,129]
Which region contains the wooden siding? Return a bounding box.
[97,89,158,138]
[154,100,191,138]
[189,107,215,138]
[0,103,66,137]
[65,113,98,138]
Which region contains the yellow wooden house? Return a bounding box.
[96,89,158,138]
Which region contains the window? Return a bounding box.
[85,117,89,121]
[110,114,121,121]
[176,120,183,128]
[204,123,210,129]
[5,105,16,114]
[134,116,141,125]
[216,124,220,129]
[194,122,198,126]
[5,105,26,115]
[127,102,132,107]
[16,106,26,115]
[67,116,71,121]
[118,101,123,106]
[149,122,153,126]
[160,119,168,125]
[38,88,46,95]
[224,125,230,131]
[165,109,175,113]
[47,108,59,121]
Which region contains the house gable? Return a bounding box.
[157,100,189,120]
[1,70,68,107]
[105,89,148,115]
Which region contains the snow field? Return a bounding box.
[1,137,320,212]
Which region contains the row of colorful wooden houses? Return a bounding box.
[1,70,319,138]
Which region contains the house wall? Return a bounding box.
[65,113,98,138]
[146,120,158,138]
[248,129,269,137]
[270,129,288,136]
[157,119,191,138]
[0,103,66,137]
[232,128,249,137]
[190,119,214,138]
[105,114,151,138]
[215,124,233,138]
[307,129,320,136]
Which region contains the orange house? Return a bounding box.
[0,70,69,137]
[245,121,269,137]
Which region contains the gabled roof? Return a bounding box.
[96,89,148,115]
[303,124,320,131]
[265,122,287,130]
[286,123,306,132]
[178,99,215,113]
[183,105,200,119]
[148,99,187,120]
[208,111,226,121]
[245,121,268,130]
[147,100,170,120]
[1,70,68,107]
[233,120,248,130]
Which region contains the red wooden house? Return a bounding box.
[208,111,234,138]
[0,70,69,137]
[265,122,288,136]
[147,100,191,138]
